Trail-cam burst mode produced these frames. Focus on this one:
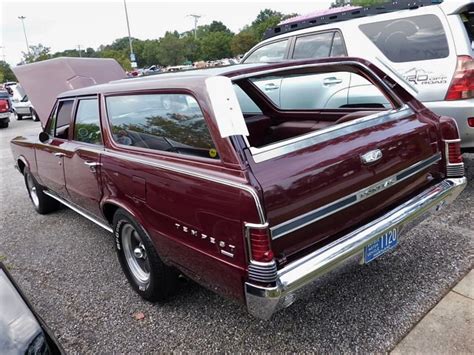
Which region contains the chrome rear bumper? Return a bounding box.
[245,177,467,320]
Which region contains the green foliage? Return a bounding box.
[156,31,186,66]
[22,7,300,69]
[200,31,233,60]
[351,0,385,6]
[22,44,51,63]
[231,30,258,56]
[0,61,17,82]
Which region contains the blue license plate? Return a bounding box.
[364,228,398,263]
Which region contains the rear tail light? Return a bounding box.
[0,99,9,113]
[245,222,277,284]
[445,56,474,100]
[444,139,464,177]
[248,225,274,262]
[468,118,474,128]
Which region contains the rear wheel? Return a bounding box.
[31,109,40,122]
[0,121,8,128]
[113,209,178,301]
[17,114,23,120]
[23,169,60,214]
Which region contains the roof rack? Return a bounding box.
[262,0,443,40]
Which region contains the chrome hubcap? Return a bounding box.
[26,174,39,208]
[121,223,150,285]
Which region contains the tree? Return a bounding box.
[0,61,17,82]
[156,31,186,66]
[231,30,258,56]
[22,44,51,63]
[200,31,233,60]
[98,49,131,70]
[249,9,285,40]
[351,0,385,6]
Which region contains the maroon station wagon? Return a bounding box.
[10,57,466,319]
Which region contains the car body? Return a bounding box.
[10,57,466,319]
[4,82,39,121]
[0,90,13,128]
[242,0,474,148]
[0,263,63,354]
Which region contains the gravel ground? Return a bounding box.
[0,118,472,353]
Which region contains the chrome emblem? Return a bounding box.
[361,149,383,164]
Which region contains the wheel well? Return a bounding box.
[103,203,120,225]
[17,159,26,174]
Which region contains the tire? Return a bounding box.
[31,109,40,122]
[23,168,60,214]
[0,121,8,128]
[17,114,23,120]
[113,209,178,301]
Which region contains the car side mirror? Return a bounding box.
[39,131,50,143]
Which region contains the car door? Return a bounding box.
[62,97,104,218]
[36,99,74,198]
[280,31,350,109]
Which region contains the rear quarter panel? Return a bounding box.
[10,136,39,180]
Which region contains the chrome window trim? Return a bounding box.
[231,61,404,107]
[270,153,441,240]
[248,105,413,163]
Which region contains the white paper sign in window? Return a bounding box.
[205,76,249,138]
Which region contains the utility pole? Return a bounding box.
[77,44,82,57]
[123,0,136,68]
[187,14,201,39]
[18,16,30,54]
[0,46,6,62]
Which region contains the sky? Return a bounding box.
[0,0,332,66]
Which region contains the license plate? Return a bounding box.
[364,228,398,263]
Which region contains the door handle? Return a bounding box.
[84,161,102,173]
[323,77,343,85]
[264,83,279,91]
[84,161,102,167]
[54,152,65,157]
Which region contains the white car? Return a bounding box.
[5,82,40,121]
[242,0,474,148]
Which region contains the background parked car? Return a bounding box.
[0,90,13,128]
[242,0,474,148]
[0,263,63,354]
[4,82,40,121]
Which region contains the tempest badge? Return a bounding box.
[358,177,396,200]
[174,223,236,258]
[360,149,383,164]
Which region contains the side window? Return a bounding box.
[254,71,392,110]
[45,105,57,137]
[244,40,289,63]
[293,32,335,59]
[330,32,346,57]
[55,100,74,139]
[106,94,219,160]
[359,15,449,63]
[74,99,102,145]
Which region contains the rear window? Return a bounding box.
[359,14,449,63]
[106,94,218,160]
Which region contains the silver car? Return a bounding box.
[242,0,474,148]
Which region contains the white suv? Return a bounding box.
[242,0,474,148]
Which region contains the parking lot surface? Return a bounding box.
[1,118,472,353]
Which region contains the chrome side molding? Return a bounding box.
[271,153,441,240]
[43,191,113,233]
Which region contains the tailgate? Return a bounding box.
[247,108,442,262]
